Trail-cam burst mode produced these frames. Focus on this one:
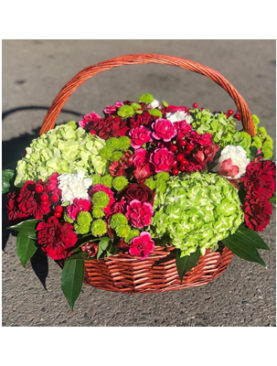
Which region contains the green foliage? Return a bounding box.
[8,219,40,239]
[92,191,110,208]
[91,219,107,237]
[61,258,84,310]
[222,225,269,267]
[110,213,128,229]
[96,237,110,259]
[117,105,135,118]
[175,248,200,283]
[139,93,154,104]
[2,169,15,194]
[64,213,74,223]
[162,100,169,107]
[112,176,128,191]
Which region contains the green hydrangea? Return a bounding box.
[92,191,110,208]
[155,172,170,181]
[91,219,107,237]
[110,213,128,229]
[115,224,131,238]
[139,93,154,104]
[112,176,128,191]
[77,211,92,226]
[155,179,167,194]
[117,105,135,118]
[151,172,244,257]
[15,122,107,186]
[100,174,113,188]
[92,207,105,218]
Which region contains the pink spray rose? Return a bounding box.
[66,198,92,221]
[129,126,152,149]
[79,112,101,128]
[129,232,155,259]
[126,200,153,228]
[150,148,175,173]
[152,119,177,142]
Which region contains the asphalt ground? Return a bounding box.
[2,40,276,326]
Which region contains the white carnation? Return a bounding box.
[57,170,92,203]
[148,99,160,109]
[166,111,193,123]
[217,145,250,179]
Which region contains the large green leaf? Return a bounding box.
[2,169,15,194]
[61,259,84,310]
[16,232,37,267]
[96,236,110,259]
[222,226,267,267]
[175,248,200,283]
[8,219,40,239]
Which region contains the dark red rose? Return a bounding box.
[118,183,155,205]
[134,164,153,183]
[36,216,77,260]
[241,160,276,199]
[243,194,272,232]
[110,197,126,215]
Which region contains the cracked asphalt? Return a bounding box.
[2,40,276,326]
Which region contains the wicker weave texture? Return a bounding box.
[84,246,233,292]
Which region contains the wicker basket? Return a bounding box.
[41,54,255,293]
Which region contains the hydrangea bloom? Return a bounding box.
[58,170,92,203]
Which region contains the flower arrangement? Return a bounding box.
[3,93,275,310]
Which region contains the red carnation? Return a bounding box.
[129,112,153,129]
[109,160,126,177]
[36,216,77,260]
[243,194,272,232]
[241,160,276,199]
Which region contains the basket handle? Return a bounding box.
[40,53,255,136]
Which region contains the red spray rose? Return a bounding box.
[109,161,126,177]
[36,216,77,260]
[66,198,92,221]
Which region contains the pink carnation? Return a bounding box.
[104,101,124,115]
[129,126,152,149]
[150,148,175,173]
[126,200,153,228]
[89,184,115,216]
[152,119,177,142]
[66,198,92,221]
[129,232,155,259]
[79,112,101,128]
[133,148,149,167]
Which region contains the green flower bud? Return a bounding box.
[139,93,154,104]
[252,114,260,126]
[91,219,107,237]
[100,174,113,188]
[77,211,92,226]
[149,109,162,118]
[112,176,128,191]
[110,151,123,161]
[262,145,273,159]
[144,177,156,190]
[92,191,110,208]
[252,135,262,149]
[74,223,90,235]
[110,213,128,229]
[162,100,169,107]
[92,207,105,218]
[115,224,131,238]
[117,105,135,118]
[155,172,170,181]
[117,136,131,151]
[151,172,244,257]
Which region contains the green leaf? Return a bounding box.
[222,226,268,266]
[175,248,200,283]
[8,219,40,239]
[269,193,276,208]
[61,259,84,311]
[16,232,37,267]
[2,169,15,194]
[69,251,89,260]
[96,236,110,259]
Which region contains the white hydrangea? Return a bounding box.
[217,145,250,179]
[57,170,92,203]
[166,110,193,123]
[148,99,160,109]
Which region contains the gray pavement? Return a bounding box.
[2,40,276,326]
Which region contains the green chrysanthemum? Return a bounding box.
[117,136,131,151]
[117,105,135,118]
[110,213,128,229]
[100,174,113,188]
[77,211,92,226]
[115,224,131,238]
[139,93,154,104]
[91,219,107,237]
[112,176,128,191]
[151,172,244,257]
[92,207,105,219]
[92,191,110,208]
[144,177,156,190]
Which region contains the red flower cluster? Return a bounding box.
[241,161,276,231]
[37,216,77,260]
